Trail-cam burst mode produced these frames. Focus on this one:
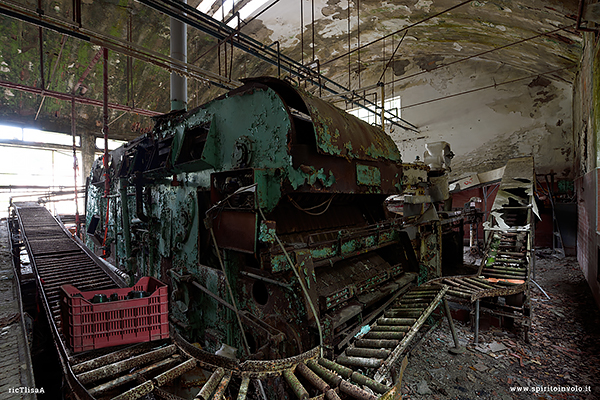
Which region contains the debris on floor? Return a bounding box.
[400,252,600,399]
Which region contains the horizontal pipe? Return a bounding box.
[0,79,160,117]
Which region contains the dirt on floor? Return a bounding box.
[399,250,600,400]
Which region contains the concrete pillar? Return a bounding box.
[80,132,97,180]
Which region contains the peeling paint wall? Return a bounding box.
[573,32,599,176]
[574,32,600,310]
[390,60,574,179]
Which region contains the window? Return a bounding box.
[197,0,272,27]
[347,95,401,126]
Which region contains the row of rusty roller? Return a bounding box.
[335,284,448,386]
[481,231,529,280]
[67,286,455,399]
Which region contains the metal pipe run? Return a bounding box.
[0,80,161,117]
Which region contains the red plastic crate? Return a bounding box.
[60,277,169,353]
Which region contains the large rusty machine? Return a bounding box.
[85,77,450,363]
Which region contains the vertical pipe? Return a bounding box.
[311,0,315,62]
[170,0,187,111]
[380,83,385,130]
[72,0,82,26]
[357,0,360,88]
[103,48,109,197]
[443,298,460,349]
[347,0,351,88]
[277,41,281,77]
[102,47,110,257]
[37,0,45,90]
[119,178,133,278]
[301,0,304,67]
[224,40,228,79]
[474,299,480,344]
[127,11,133,106]
[71,98,80,237]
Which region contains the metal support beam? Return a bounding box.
[0,80,161,117]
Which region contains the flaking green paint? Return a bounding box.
[356,164,381,187]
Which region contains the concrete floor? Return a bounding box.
[0,221,36,400]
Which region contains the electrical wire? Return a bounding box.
[257,206,324,358]
[209,226,251,357]
[288,194,335,216]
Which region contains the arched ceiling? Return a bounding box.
[0,0,583,175]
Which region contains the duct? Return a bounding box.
[170,0,188,111]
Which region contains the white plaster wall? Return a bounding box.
[389,60,574,179]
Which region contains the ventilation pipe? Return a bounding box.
[170,0,187,111]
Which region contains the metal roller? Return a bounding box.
[306,359,342,387]
[195,367,225,400]
[354,338,399,348]
[283,369,309,400]
[345,347,390,359]
[296,362,330,392]
[336,355,383,369]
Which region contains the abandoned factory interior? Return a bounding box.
[2,0,600,399]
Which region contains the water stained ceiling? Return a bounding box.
[0,0,584,177]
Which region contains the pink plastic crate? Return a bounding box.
[60,277,169,353]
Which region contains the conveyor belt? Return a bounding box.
[14,203,119,334]
[12,203,197,400]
